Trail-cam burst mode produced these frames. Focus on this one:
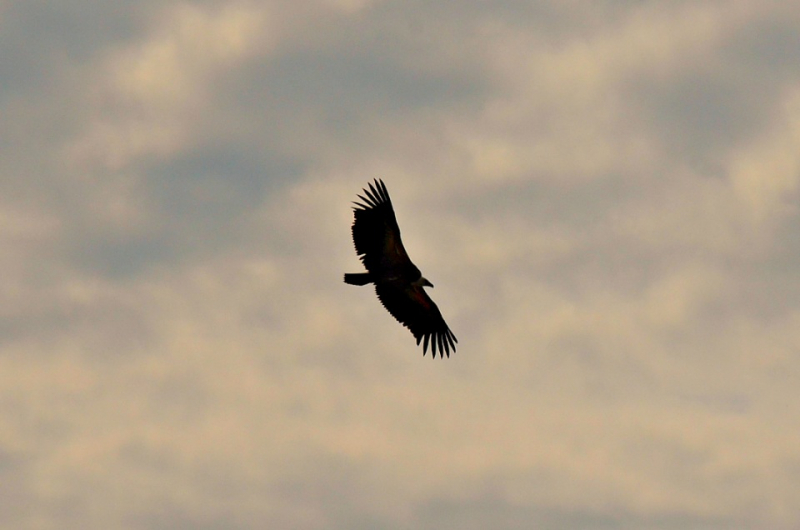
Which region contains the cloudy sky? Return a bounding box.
[3,0,800,528]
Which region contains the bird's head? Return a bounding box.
[414,276,434,288]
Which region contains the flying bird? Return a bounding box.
[344,179,457,358]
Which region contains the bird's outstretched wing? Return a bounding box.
[351,179,415,275]
[375,282,458,358]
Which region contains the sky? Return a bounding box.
[2,0,800,528]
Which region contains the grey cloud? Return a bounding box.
[416,496,737,530]
[628,21,800,172]
[2,1,800,529]
[44,0,494,282]
[0,1,143,98]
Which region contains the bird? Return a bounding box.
[344,179,457,358]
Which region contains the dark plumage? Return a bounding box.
[344,179,457,358]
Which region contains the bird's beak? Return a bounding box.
[425,280,434,288]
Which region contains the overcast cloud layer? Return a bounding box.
[2,1,800,528]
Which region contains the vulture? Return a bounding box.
[344,179,457,358]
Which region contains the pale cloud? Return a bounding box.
[730,86,800,224]
[443,2,758,184]
[112,3,271,104]
[65,2,272,172]
[2,0,800,529]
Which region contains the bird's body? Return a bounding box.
[344,179,457,358]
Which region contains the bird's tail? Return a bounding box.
[344,273,372,286]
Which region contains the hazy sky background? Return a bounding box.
[2,0,800,528]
